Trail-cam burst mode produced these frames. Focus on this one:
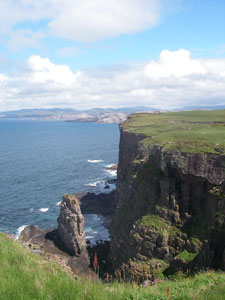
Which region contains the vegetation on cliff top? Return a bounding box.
[1,233,225,300]
[122,110,225,153]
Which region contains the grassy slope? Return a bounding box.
[122,110,225,153]
[0,233,225,300]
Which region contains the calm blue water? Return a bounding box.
[0,120,119,243]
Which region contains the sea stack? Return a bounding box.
[58,194,86,256]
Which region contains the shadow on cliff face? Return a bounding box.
[45,229,75,256]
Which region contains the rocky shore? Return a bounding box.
[18,188,116,277]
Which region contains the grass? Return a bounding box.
[139,214,169,231]
[122,110,225,153]
[138,214,180,238]
[176,250,198,262]
[0,233,225,299]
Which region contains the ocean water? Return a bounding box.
[0,120,119,243]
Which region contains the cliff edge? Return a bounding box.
[110,110,225,279]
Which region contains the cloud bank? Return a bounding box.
[0,0,164,43]
[48,0,162,42]
[0,49,225,111]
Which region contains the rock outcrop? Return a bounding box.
[110,117,225,279]
[58,194,86,256]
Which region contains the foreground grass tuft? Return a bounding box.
[0,233,225,300]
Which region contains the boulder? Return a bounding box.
[58,194,86,256]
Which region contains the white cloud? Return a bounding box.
[0,49,225,111]
[0,1,54,35]
[0,0,164,43]
[48,0,162,42]
[0,74,8,81]
[27,55,80,85]
[7,29,45,52]
[145,49,206,78]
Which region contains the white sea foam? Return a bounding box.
[56,201,62,206]
[105,164,116,168]
[86,180,116,193]
[87,159,104,163]
[85,227,97,234]
[105,169,117,177]
[16,225,28,239]
[39,208,49,213]
[86,180,102,187]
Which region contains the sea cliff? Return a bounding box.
[110,110,225,279]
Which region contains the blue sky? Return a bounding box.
[0,0,225,111]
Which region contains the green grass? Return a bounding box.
[123,110,225,153]
[138,214,180,238]
[0,233,225,300]
[176,250,198,262]
[139,214,169,231]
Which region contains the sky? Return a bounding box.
[0,0,225,112]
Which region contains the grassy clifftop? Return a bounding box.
[0,233,225,300]
[122,110,225,153]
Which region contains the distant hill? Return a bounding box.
[0,107,156,123]
[0,106,156,117]
[0,106,224,123]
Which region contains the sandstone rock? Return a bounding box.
[58,194,86,256]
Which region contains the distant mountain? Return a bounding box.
[0,106,156,120]
[0,108,80,117]
[87,106,157,114]
[1,106,224,123]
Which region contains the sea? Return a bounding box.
[0,119,120,244]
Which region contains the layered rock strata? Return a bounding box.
[58,194,86,256]
[110,124,225,279]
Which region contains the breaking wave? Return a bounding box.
[39,208,49,213]
[15,225,28,239]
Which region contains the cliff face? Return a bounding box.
[110,123,225,278]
